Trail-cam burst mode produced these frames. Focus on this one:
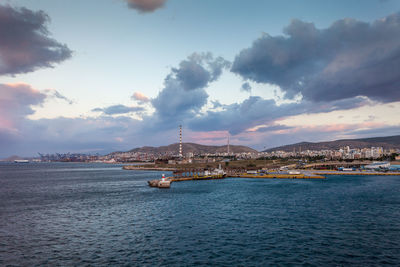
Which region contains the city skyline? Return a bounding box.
[1,0,400,157]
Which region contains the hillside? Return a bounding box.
[264,135,400,152]
[127,142,258,155]
[0,155,25,162]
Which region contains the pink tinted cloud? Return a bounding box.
[185,130,229,145]
[131,92,150,103]
[0,5,72,75]
[0,83,46,130]
[185,130,266,149]
[0,117,13,130]
[294,122,386,133]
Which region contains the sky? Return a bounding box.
[1,0,400,157]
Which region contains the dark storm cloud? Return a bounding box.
[188,97,304,134]
[151,77,208,119]
[92,104,144,115]
[151,53,229,127]
[255,124,293,132]
[0,5,72,76]
[188,96,368,135]
[241,82,252,93]
[210,100,224,109]
[304,96,371,114]
[347,125,400,137]
[125,0,166,13]
[172,53,231,91]
[231,13,400,103]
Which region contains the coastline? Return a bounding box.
[122,165,176,171]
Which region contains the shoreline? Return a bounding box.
[122,165,400,176]
[122,165,176,171]
[145,169,400,188]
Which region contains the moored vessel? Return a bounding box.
[14,160,29,163]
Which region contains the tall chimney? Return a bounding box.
[179,125,183,158]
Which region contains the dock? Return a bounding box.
[237,173,325,179]
[146,167,400,188]
[147,170,326,188]
[148,174,225,188]
[313,170,400,176]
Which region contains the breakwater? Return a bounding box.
[148,172,325,188]
[237,173,325,179]
[145,169,400,188]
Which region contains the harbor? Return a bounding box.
[124,126,400,188]
[146,166,400,188]
[147,167,327,188]
[313,170,400,176]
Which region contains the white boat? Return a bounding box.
[14,159,29,163]
[204,165,226,177]
[364,161,390,170]
[211,164,226,176]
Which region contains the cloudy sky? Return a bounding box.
[1,0,400,157]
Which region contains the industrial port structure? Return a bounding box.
[147,168,400,188]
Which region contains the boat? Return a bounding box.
[364,161,390,170]
[211,164,226,176]
[14,160,29,163]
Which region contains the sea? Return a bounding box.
[0,162,399,266]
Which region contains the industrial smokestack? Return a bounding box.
[179,125,183,158]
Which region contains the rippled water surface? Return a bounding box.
[1,162,400,266]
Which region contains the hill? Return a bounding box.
[127,142,258,155]
[0,155,25,162]
[264,135,400,152]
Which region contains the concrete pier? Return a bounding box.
[148,171,325,188]
[146,168,400,188]
[148,179,172,188]
[237,173,325,179]
[313,170,400,176]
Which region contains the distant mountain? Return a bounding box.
[125,142,258,155]
[0,155,24,162]
[264,135,400,152]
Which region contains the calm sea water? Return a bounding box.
[1,163,400,266]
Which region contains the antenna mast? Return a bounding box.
[227,134,230,155]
